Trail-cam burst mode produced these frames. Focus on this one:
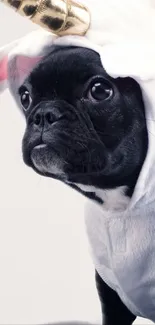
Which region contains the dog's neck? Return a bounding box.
[69,182,130,212]
[67,167,141,211]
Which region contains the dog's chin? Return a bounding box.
[30,144,66,179]
[29,143,103,184]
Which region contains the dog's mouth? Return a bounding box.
[28,137,107,184]
[30,142,105,203]
[30,143,67,179]
[34,144,47,149]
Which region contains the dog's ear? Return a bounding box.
[0,39,19,93]
[0,56,8,92]
[0,53,42,94]
[8,55,43,93]
[0,30,56,105]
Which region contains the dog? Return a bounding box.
[17,45,148,325]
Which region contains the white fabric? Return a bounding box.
[0,0,155,321]
[1,0,155,93]
[84,73,155,321]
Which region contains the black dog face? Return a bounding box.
[19,46,148,202]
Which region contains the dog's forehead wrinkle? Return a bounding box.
[23,48,111,105]
[46,45,101,66]
[28,47,104,90]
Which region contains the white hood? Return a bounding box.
[0,0,155,320]
[1,0,155,94]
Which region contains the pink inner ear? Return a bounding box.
[16,56,43,82]
[0,55,43,89]
[0,56,8,82]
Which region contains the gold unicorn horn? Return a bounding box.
[1,0,90,36]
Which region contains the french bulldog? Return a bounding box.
[18,45,148,325]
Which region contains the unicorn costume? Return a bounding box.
[0,0,155,321]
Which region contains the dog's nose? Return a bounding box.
[32,108,54,128]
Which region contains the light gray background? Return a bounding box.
[0,4,153,325]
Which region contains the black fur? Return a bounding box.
[95,271,136,325]
[18,46,148,324]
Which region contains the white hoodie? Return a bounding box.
[0,0,155,321]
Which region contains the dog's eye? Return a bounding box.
[89,80,113,101]
[20,88,32,111]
